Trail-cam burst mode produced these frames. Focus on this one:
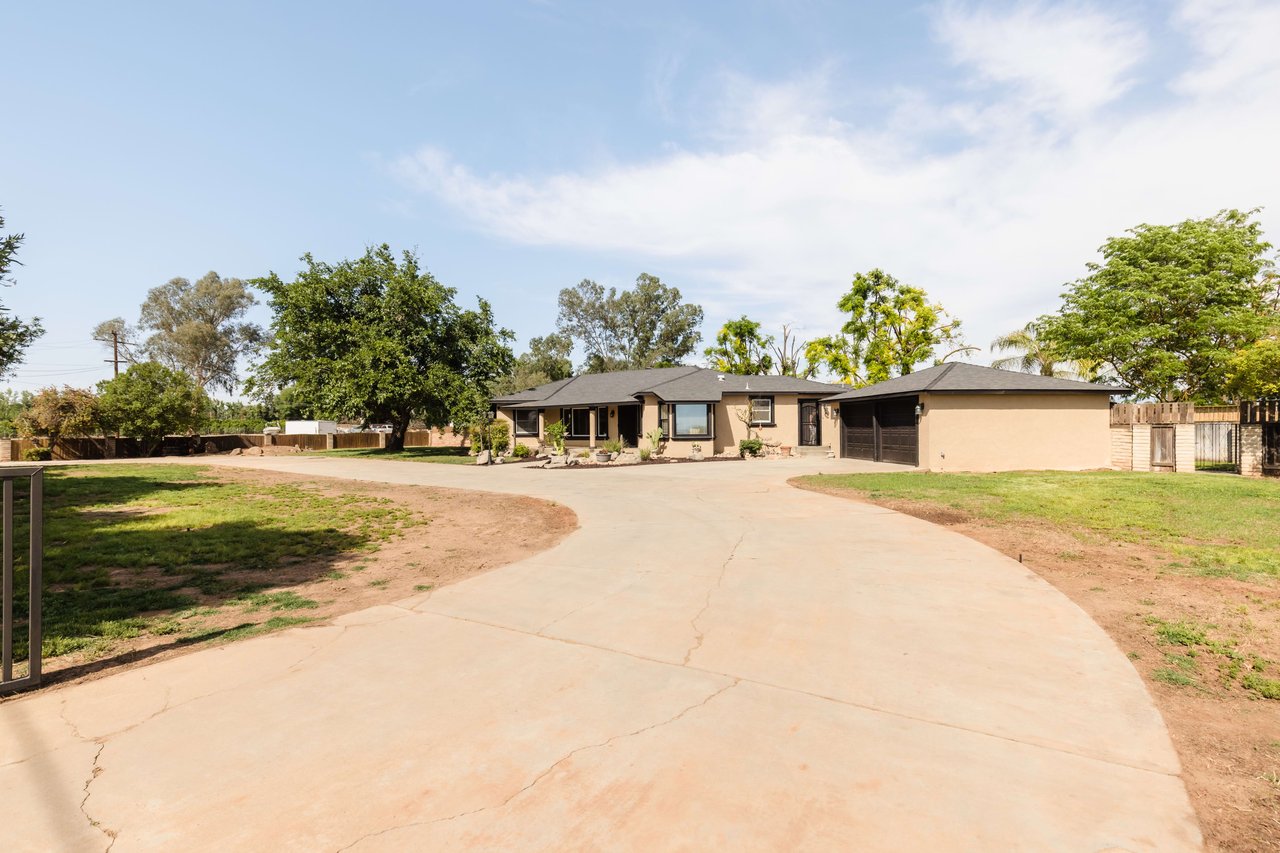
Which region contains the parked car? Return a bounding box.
[368,424,394,433]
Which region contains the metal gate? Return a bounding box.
[799,400,821,446]
[1,466,43,695]
[1266,424,1280,476]
[1194,422,1237,471]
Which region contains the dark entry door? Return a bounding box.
[618,405,641,447]
[841,402,876,460]
[799,400,821,446]
[1151,425,1175,472]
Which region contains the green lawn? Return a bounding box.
[317,446,474,464]
[798,470,1280,581]
[10,464,415,661]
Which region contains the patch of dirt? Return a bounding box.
[797,482,1280,852]
[30,467,577,691]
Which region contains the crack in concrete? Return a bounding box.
[682,533,745,666]
[334,678,739,851]
[79,742,118,851]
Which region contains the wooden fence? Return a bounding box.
[1240,400,1280,424]
[1193,405,1240,423]
[1110,402,1196,425]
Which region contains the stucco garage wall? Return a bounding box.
[921,393,1112,472]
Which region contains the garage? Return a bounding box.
[825,363,1128,472]
[840,397,919,465]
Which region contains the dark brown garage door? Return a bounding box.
[840,397,919,465]
[841,402,876,460]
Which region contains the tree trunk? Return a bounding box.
[387,416,410,452]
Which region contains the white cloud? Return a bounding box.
[393,1,1280,356]
[933,1,1148,118]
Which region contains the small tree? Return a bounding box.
[15,387,99,452]
[545,420,567,455]
[97,363,204,455]
[705,316,774,375]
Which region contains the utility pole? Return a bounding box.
[93,330,134,376]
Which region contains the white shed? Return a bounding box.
[284,420,338,435]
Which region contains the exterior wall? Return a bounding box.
[1175,423,1196,473]
[1110,426,1133,471]
[919,393,1112,472]
[1131,424,1151,472]
[1240,424,1263,477]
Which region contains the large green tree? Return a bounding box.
[128,271,264,393]
[494,333,574,394]
[249,246,514,450]
[1038,210,1277,401]
[1225,332,1280,399]
[807,269,965,385]
[97,363,204,454]
[0,211,45,379]
[556,274,703,372]
[704,316,774,375]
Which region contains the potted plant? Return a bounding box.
[593,447,611,463]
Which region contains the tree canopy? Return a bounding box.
[97,363,204,453]
[16,386,99,444]
[248,246,514,450]
[128,272,265,393]
[704,316,773,375]
[556,274,703,372]
[1038,209,1277,401]
[494,333,574,394]
[807,269,965,385]
[0,211,45,379]
[1225,333,1280,399]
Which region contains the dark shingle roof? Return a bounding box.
[822,362,1129,403]
[494,367,841,408]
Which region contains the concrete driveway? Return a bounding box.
[2,455,1200,851]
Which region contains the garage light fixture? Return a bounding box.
[915,402,924,418]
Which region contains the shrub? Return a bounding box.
[739,438,764,458]
[639,448,652,461]
[512,443,531,458]
[545,421,567,454]
[97,363,204,455]
[602,439,623,454]
[488,421,510,454]
[576,448,591,459]
[646,427,664,454]
[22,446,52,462]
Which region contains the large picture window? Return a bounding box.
[569,408,591,438]
[596,407,609,439]
[672,403,713,438]
[748,396,774,426]
[513,409,539,436]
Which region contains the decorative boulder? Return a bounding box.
[475,449,491,465]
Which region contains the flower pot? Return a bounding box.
[594,451,611,464]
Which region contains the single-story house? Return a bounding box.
[492,366,840,457]
[823,363,1129,471]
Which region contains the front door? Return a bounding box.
[799,400,821,446]
[618,405,641,448]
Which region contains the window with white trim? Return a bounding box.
[748,396,774,426]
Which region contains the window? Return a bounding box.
[748,396,774,426]
[672,403,713,438]
[597,407,609,439]
[570,408,591,438]
[513,409,539,436]
[658,405,670,438]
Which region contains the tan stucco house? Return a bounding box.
[823,363,1128,472]
[492,367,839,458]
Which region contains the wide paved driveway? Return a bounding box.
[3,455,1200,851]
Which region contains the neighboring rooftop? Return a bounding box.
[493,366,840,408]
[822,362,1129,403]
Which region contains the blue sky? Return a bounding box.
[4,1,1278,395]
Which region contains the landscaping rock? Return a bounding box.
[475,450,491,465]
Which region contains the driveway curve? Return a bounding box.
[2,455,1200,851]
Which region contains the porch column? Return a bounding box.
[588,408,598,449]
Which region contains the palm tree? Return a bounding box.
[991,323,1070,377]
